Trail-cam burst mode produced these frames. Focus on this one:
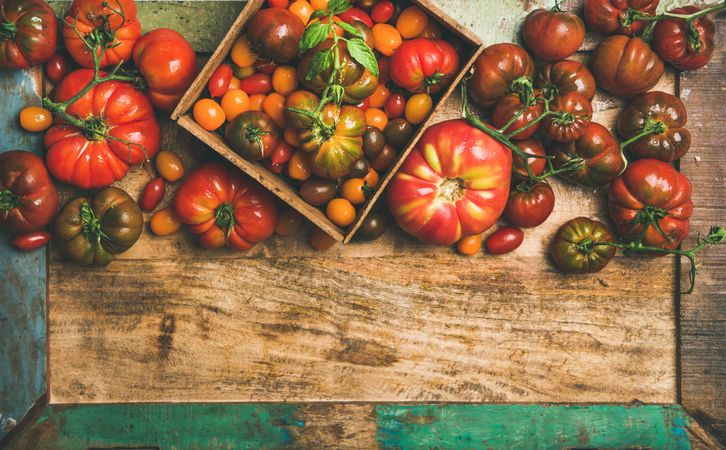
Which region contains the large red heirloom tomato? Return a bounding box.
[387,119,511,246]
[173,162,278,251]
[522,7,585,62]
[651,6,715,71]
[63,0,141,68]
[390,38,459,94]
[468,43,534,109]
[44,69,161,189]
[132,28,198,111]
[591,35,664,96]
[608,159,693,250]
[0,0,58,69]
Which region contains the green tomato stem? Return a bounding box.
[80,201,108,244]
[632,2,726,23]
[214,203,236,241]
[0,21,17,40]
[0,189,19,210]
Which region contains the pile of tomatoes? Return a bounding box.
[191,0,463,237]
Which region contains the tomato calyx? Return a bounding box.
[242,124,272,158]
[80,201,107,244]
[0,189,19,210]
[438,177,465,203]
[620,114,667,151]
[425,72,445,93]
[214,202,236,240]
[632,204,671,242]
[0,21,17,40]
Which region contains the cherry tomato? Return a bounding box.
[262,158,283,174]
[193,99,225,130]
[268,0,289,7]
[287,149,312,180]
[396,5,428,39]
[155,150,185,182]
[209,63,233,97]
[372,23,402,56]
[504,182,555,228]
[289,0,314,25]
[284,126,301,146]
[19,106,52,132]
[300,177,337,206]
[46,53,68,84]
[371,0,395,24]
[254,59,278,75]
[272,65,298,96]
[239,73,272,95]
[341,178,367,205]
[249,94,266,111]
[370,144,396,172]
[384,93,406,119]
[365,108,388,131]
[229,76,242,91]
[150,207,182,236]
[262,92,287,128]
[485,227,524,255]
[362,168,379,188]
[355,97,370,112]
[310,0,328,10]
[368,84,390,108]
[310,226,338,250]
[419,20,442,39]
[357,210,387,241]
[231,34,257,68]
[337,7,373,28]
[404,93,433,125]
[221,89,251,121]
[326,197,356,227]
[139,177,165,212]
[457,234,483,255]
[11,231,50,251]
[275,208,304,236]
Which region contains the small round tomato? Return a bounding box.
[240,73,272,95]
[363,126,385,159]
[310,226,338,250]
[337,7,373,28]
[254,58,279,75]
[234,64,256,79]
[419,20,442,39]
[365,108,389,130]
[504,182,555,228]
[139,177,166,212]
[193,99,225,131]
[270,140,293,166]
[284,127,301,146]
[150,207,182,236]
[544,92,593,142]
[229,76,242,91]
[19,106,52,132]
[384,118,414,150]
[357,210,387,241]
[371,0,395,23]
[268,0,289,7]
[522,7,585,62]
[457,234,483,255]
[355,97,370,112]
[362,168,379,189]
[652,6,715,71]
[209,63,233,97]
[300,177,337,206]
[221,89,251,121]
[226,110,280,160]
[492,91,544,140]
[372,23,402,56]
[46,53,68,84]
[341,178,367,205]
[272,65,298,96]
[155,150,185,182]
[370,144,397,172]
[275,208,304,236]
[396,5,428,39]
[289,0,314,25]
[262,92,287,129]
[310,0,328,10]
[231,34,257,68]
[11,231,51,251]
[512,138,547,179]
[326,197,356,227]
[368,84,390,109]
[349,158,370,178]
[485,227,524,255]
[249,94,266,111]
[287,149,313,180]
[551,217,616,274]
[404,93,432,125]
[384,93,406,119]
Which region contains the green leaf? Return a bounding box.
[299,21,331,55]
[336,19,362,39]
[310,9,328,20]
[327,0,351,15]
[306,48,333,81]
[346,38,379,77]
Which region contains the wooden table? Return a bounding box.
[1,0,725,448]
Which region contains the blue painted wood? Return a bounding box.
[0,67,47,440]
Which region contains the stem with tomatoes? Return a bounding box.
[629,2,725,23]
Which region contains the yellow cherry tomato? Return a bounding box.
[228,76,242,91]
[221,89,250,121]
[396,6,429,39]
[287,149,312,180]
[372,23,402,56]
[326,197,356,227]
[262,92,287,129]
[193,98,225,131]
[272,65,298,96]
[289,0,313,25]
[310,226,338,250]
[457,234,483,255]
[19,106,52,132]
[365,108,388,131]
[248,94,266,111]
[150,208,183,236]
[368,83,390,108]
[284,127,301,147]
[231,34,257,68]
[405,93,433,125]
[310,0,328,10]
[341,178,367,205]
[155,150,185,182]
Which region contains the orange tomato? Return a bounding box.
[289,0,313,25]
[341,178,367,205]
[287,149,312,180]
[275,208,304,236]
[271,65,298,96]
[396,6,429,39]
[221,89,250,121]
[150,208,183,236]
[248,94,266,111]
[368,83,390,108]
[419,20,442,39]
[362,168,379,188]
[405,93,433,125]
[310,226,338,250]
[155,150,185,182]
[284,127,301,146]
[193,99,225,130]
[310,0,328,10]
[365,108,388,131]
[372,23,402,56]
[228,76,242,91]
[231,34,257,67]
[457,234,483,255]
[262,92,287,128]
[19,106,52,132]
[326,197,356,226]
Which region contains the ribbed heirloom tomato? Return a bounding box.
[468,43,534,109]
[0,0,58,69]
[584,0,659,36]
[652,6,715,71]
[387,119,511,246]
[536,59,596,101]
[390,38,459,94]
[591,35,664,96]
[522,6,585,62]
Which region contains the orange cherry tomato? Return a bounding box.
[368,83,390,108]
[419,20,442,39]
[289,0,314,25]
[221,89,250,121]
[228,76,242,91]
[457,234,483,255]
[248,94,266,111]
[262,92,287,129]
[310,226,338,250]
[341,178,367,205]
[275,208,305,236]
[372,23,402,56]
[396,5,429,39]
[150,207,183,236]
[139,177,166,212]
[19,106,52,132]
[155,150,185,182]
[287,149,312,180]
[405,93,433,125]
[284,127,301,146]
[365,108,388,131]
[362,168,379,188]
[193,99,225,130]
[310,0,328,10]
[271,65,299,96]
[231,34,257,68]
[326,197,356,226]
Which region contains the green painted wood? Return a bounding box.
[0,68,47,441]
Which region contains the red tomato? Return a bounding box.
[268,0,289,7]
[240,73,272,95]
[652,6,715,71]
[139,177,165,212]
[512,138,547,179]
[11,231,51,251]
[485,227,524,255]
[63,0,141,68]
[492,91,545,140]
[0,0,57,69]
[254,58,279,75]
[468,44,535,109]
[384,92,406,119]
[133,28,198,111]
[584,0,658,36]
[371,0,395,23]
[0,151,59,233]
[270,140,293,166]
[522,7,585,62]
[535,59,597,102]
[173,162,278,251]
[591,35,664,96]
[44,69,161,189]
[544,92,592,142]
[209,63,233,97]
[378,56,391,84]
[503,182,555,228]
[355,97,370,112]
[337,7,373,28]
[387,119,511,246]
[389,38,460,94]
[46,53,69,84]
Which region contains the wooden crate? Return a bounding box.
[171,0,483,242]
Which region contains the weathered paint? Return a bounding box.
[0,67,46,441]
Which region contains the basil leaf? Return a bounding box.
[299,21,331,55]
[336,20,362,39]
[310,9,327,20]
[306,48,333,81]
[346,38,379,77]
[327,0,351,15]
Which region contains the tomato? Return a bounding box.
[289,0,314,26]
[485,227,524,255]
[341,178,367,205]
[326,197,356,227]
[155,150,185,182]
[174,162,278,251]
[54,187,143,266]
[591,35,664,96]
[275,208,303,236]
[404,92,433,125]
[544,92,592,142]
[46,53,69,84]
[284,126,301,146]
[11,231,50,251]
[133,28,197,111]
[268,0,289,8]
[150,207,182,236]
[468,44,535,109]
[300,177,337,206]
[139,177,165,212]
[365,108,388,130]
[0,151,58,233]
[419,20,442,39]
[248,8,304,62]
[209,64,233,97]
[371,0,395,23]
[226,110,280,161]
[550,122,625,187]
[512,138,546,179]
[608,159,692,250]
[363,126,385,159]
[384,93,405,119]
[0,0,57,69]
[255,58,279,75]
[229,76,242,91]
[377,56,391,84]
[492,91,544,140]
[272,65,298,96]
[349,158,370,178]
[270,140,293,166]
[287,148,313,180]
[550,217,616,274]
[372,23,402,56]
[239,73,272,96]
[390,39,459,94]
[337,6,373,28]
[387,119,511,246]
[617,91,690,162]
[584,0,658,36]
[356,210,387,241]
[652,6,715,71]
[310,226,338,250]
[45,69,161,189]
[384,118,414,150]
[230,34,257,68]
[310,0,328,10]
[234,63,256,80]
[522,7,584,62]
[63,0,141,68]
[370,144,396,172]
[535,59,596,101]
[262,92,287,128]
[221,89,250,121]
[355,97,370,112]
[368,84,390,108]
[396,5,428,39]
[194,98,226,131]
[503,181,555,228]
[249,94,266,111]
[19,106,52,132]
